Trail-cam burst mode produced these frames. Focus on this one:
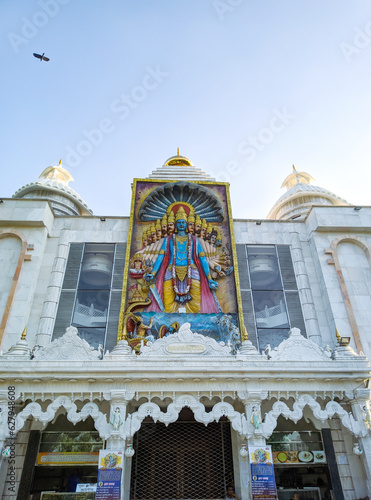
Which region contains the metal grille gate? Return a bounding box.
[130,411,234,500]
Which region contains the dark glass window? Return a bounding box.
[53,243,126,350]
[238,244,306,351]
[247,245,282,290]
[78,243,114,290]
[70,244,114,348]
[252,291,289,329]
[72,290,110,328]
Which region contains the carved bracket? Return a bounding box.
[15,396,111,439]
[262,393,368,439]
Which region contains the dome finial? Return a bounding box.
[177,147,180,156]
[336,328,341,343]
[281,167,315,190]
[164,151,194,167]
[21,326,27,340]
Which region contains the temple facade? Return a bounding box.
[0,155,370,500]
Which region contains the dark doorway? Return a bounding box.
[130,408,234,500]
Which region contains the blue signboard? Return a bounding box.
[95,450,124,500]
[249,445,277,500]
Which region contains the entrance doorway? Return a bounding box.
[130,408,235,500]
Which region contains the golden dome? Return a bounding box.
[163,148,193,167]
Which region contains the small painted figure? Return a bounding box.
[250,405,261,430]
[110,407,123,430]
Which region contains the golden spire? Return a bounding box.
[177,147,180,155]
[59,159,62,166]
[292,164,296,171]
[21,326,27,340]
[336,328,341,343]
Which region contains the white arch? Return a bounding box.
[15,396,111,439]
[123,394,246,439]
[262,394,366,438]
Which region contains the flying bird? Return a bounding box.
[33,52,50,62]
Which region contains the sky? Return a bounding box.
[0,0,370,219]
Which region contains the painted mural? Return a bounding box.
[119,180,241,353]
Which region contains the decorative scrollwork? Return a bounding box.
[15,396,111,439]
[262,394,367,439]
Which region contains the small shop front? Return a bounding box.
[268,427,339,500]
[20,416,102,500]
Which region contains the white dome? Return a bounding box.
[13,161,93,216]
[267,167,350,220]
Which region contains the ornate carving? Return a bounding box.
[237,340,264,359]
[3,336,31,358]
[15,396,111,439]
[262,394,368,439]
[140,322,232,356]
[126,394,244,439]
[332,343,367,361]
[104,340,133,359]
[33,326,103,361]
[265,327,332,362]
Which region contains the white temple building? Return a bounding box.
[0,156,370,500]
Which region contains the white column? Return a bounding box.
[290,227,322,344]
[238,391,268,500]
[352,388,371,497]
[105,391,134,500]
[36,228,70,346]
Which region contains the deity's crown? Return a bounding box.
[142,232,147,240]
[156,219,161,229]
[168,211,175,223]
[150,224,156,232]
[207,224,212,232]
[161,214,167,224]
[195,214,202,225]
[188,212,195,223]
[175,206,187,222]
[201,218,208,228]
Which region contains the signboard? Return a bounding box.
[37,452,99,465]
[41,494,95,500]
[249,445,278,500]
[76,484,97,492]
[95,450,123,500]
[272,450,326,464]
[118,179,244,353]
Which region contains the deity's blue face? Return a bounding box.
[176,219,187,232]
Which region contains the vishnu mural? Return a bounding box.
[119,179,242,352]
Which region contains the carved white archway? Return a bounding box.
[262,394,367,438]
[15,396,111,439]
[121,394,246,440]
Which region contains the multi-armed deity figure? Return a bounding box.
[144,206,220,314]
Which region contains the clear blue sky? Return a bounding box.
[1,1,370,218]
